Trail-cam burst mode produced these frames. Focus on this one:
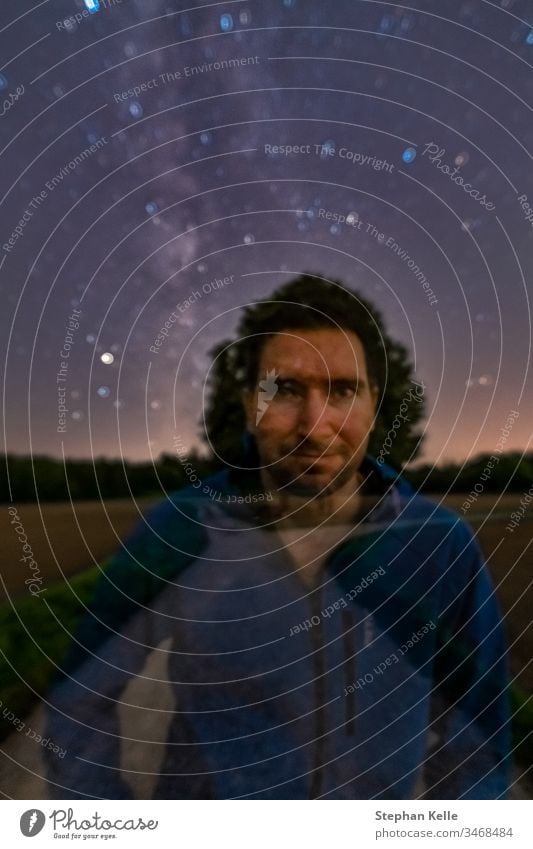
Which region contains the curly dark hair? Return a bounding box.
[231,274,387,395]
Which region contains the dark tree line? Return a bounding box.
[1,450,531,503]
[406,452,533,494]
[0,452,214,503]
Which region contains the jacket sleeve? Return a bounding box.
[421,521,512,799]
[43,495,206,799]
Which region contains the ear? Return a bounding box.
[242,387,256,433]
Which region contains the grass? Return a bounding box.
[0,564,104,741]
[510,687,533,770]
[1,567,532,776]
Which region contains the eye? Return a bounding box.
[277,380,299,397]
[331,384,357,400]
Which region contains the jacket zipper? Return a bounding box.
[342,609,356,735]
[307,580,327,798]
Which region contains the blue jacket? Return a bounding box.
[45,457,511,799]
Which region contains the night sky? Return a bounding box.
[1,0,532,465]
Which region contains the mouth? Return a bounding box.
[291,451,341,464]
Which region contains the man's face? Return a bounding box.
[243,327,378,496]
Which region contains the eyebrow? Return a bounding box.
[276,375,369,391]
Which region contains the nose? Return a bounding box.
[296,389,336,441]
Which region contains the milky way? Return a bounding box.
[1,0,532,465]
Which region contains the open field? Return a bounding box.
[1,496,159,596]
[1,493,532,692]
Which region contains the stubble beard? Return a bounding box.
[259,446,363,499]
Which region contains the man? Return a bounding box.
[45,276,511,799]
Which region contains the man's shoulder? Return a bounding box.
[390,486,481,570]
[364,460,476,566]
[371,458,475,542]
[398,487,464,525]
[361,485,484,602]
